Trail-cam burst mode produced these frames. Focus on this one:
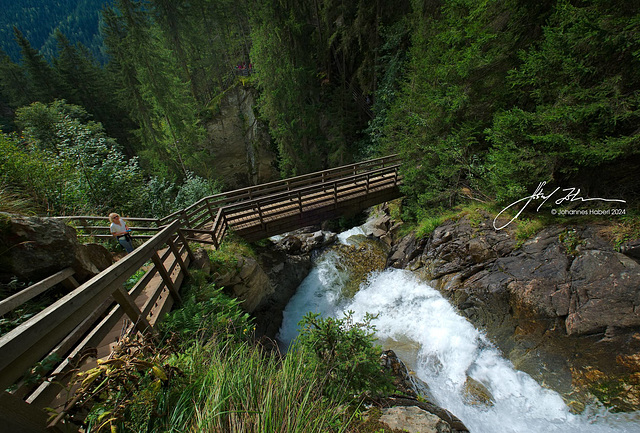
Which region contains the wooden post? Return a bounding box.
[211,229,219,249]
[61,275,79,291]
[177,229,196,262]
[334,183,338,208]
[206,201,217,222]
[151,252,182,304]
[257,203,265,229]
[112,287,156,337]
[297,191,303,216]
[366,173,371,195]
[167,239,190,279]
[181,210,191,227]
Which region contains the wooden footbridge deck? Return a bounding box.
[0,155,402,432]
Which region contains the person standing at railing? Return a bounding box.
[109,213,134,253]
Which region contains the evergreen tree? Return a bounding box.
[0,49,32,108]
[13,27,65,103]
[103,0,206,179]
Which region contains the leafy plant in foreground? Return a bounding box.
[296,311,393,401]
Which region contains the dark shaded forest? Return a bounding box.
[0,0,109,63]
[1,0,639,220]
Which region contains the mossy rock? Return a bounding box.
[331,237,388,298]
[462,376,495,408]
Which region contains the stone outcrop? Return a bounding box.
[190,248,212,275]
[206,85,279,189]
[379,406,452,433]
[212,228,338,339]
[0,213,112,286]
[213,255,274,313]
[378,350,469,433]
[275,230,337,255]
[252,246,312,338]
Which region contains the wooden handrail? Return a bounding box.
[0,220,185,392]
[0,268,77,316]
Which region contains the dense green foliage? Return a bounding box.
[2,0,639,220]
[0,101,219,217]
[382,0,640,218]
[71,275,390,432]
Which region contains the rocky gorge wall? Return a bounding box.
[382,209,640,411]
[205,85,279,189]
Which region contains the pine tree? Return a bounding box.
[13,27,65,103]
[0,49,32,108]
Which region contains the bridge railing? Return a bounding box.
[0,220,194,431]
[57,155,401,243]
[219,163,401,238]
[158,154,401,226]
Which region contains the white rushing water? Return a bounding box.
[277,227,640,433]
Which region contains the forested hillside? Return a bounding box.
[0,0,109,63]
[1,0,638,221]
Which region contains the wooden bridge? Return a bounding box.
[0,155,402,432]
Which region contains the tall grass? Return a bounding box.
[124,341,351,433]
[188,344,348,432]
[81,278,356,433]
[0,184,37,214]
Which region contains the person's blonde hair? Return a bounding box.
[108,213,120,223]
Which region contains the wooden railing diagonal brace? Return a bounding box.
[167,238,190,279]
[112,287,156,338]
[151,252,182,304]
[176,230,196,262]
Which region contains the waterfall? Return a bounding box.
[277,226,640,433]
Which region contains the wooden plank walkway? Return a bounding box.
[0,155,403,432]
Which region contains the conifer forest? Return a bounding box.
[1,0,639,220]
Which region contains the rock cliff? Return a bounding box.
[206,85,279,189]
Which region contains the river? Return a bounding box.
[277,225,640,433]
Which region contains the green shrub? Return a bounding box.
[159,282,253,347]
[296,311,393,401]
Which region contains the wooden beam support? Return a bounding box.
[112,287,155,337]
[167,238,190,279]
[151,252,182,304]
[176,229,196,261]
